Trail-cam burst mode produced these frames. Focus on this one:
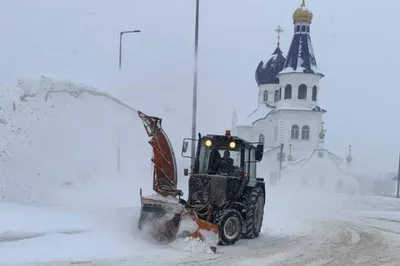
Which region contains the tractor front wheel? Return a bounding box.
[214,209,243,245]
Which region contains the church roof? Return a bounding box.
[234,102,326,127]
[255,46,286,85]
[235,103,275,126]
[280,32,323,76]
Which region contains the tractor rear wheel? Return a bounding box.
[243,187,265,239]
[214,209,243,245]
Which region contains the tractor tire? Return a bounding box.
[243,187,265,239]
[214,209,243,245]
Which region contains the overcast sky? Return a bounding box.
[1,0,399,171]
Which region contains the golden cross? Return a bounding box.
[274,25,284,47]
[301,0,306,7]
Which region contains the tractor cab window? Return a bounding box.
[243,147,257,179]
[197,144,241,176]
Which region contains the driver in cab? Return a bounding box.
[220,150,234,175]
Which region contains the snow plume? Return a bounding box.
[0,75,152,209]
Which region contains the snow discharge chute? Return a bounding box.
[137,111,182,197]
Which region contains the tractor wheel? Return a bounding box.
[214,209,243,245]
[243,187,265,239]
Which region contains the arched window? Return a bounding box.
[312,86,317,101]
[296,25,300,32]
[301,125,310,140]
[307,26,310,32]
[263,90,268,102]
[291,125,299,139]
[298,84,307,99]
[301,25,306,32]
[259,134,265,144]
[274,90,279,102]
[284,84,292,99]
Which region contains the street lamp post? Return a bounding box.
[117,29,140,175]
[190,0,200,169]
[119,30,141,70]
[397,152,400,198]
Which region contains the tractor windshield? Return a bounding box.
[197,143,241,176]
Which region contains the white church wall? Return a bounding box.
[277,72,323,110]
[271,110,323,154]
[253,118,276,148]
[235,125,253,142]
[258,84,280,106]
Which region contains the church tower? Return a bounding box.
[274,0,327,158]
[277,0,324,108]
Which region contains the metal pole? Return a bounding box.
[278,143,284,184]
[190,0,200,169]
[119,32,123,70]
[396,152,400,198]
[117,131,121,175]
[118,30,141,70]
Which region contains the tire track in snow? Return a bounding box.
[281,220,400,266]
[18,220,400,266]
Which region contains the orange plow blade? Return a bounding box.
[177,211,219,252]
[138,191,219,253]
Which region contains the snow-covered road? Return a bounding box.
[1,187,400,266]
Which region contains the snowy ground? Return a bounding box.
[1,187,400,266]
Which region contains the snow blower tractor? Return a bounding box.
[136,112,266,252]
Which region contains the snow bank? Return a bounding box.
[0,75,153,208]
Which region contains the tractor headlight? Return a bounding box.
[229,141,236,148]
[205,139,212,147]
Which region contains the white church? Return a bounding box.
[231,0,360,194]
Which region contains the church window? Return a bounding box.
[307,26,310,32]
[298,84,307,99]
[259,134,265,144]
[301,125,310,140]
[291,125,299,139]
[312,86,317,101]
[263,90,268,102]
[274,90,279,102]
[284,84,292,99]
[296,25,300,32]
[301,25,306,32]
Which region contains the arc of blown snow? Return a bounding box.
[44,88,139,114]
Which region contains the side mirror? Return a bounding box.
[184,168,189,176]
[182,140,189,153]
[255,144,263,161]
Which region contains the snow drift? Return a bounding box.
[0,75,155,208]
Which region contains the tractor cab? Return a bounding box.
[182,130,263,180]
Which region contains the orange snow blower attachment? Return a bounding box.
[137,111,182,197]
[136,111,218,251]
